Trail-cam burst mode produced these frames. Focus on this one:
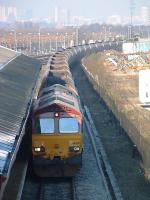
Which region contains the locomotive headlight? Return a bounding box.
[34,147,41,152]
[69,146,80,152]
[34,146,45,152]
[73,147,80,151]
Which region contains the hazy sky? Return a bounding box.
[1,0,150,20]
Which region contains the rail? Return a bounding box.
[83,105,123,200]
[22,177,75,200]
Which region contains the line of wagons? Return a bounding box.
[31,41,122,177]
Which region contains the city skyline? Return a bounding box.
[0,1,150,26]
[0,0,150,21]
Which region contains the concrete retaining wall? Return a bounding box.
[82,54,150,177]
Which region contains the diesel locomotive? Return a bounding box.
[31,50,83,177]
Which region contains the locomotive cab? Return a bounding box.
[32,84,83,177]
[32,112,83,161]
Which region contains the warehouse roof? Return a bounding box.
[0,46,41,177]
[0,46,19,69]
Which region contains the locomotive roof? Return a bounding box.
[33,84,80,114]
[38,84,77,98]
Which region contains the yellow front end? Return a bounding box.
[32,133,83,161]
[32,133,83,177]
[32,112,83,176]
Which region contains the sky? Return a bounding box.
[0,0,150,21]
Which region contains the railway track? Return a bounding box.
[37,178,75,200]
[21,108,122,200]
[21,99,122,200]
[83,105,123,200]
[22,175,76,200]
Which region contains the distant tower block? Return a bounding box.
[141,6,149,25]
[54,7,59,24]
[130,0,136,38]
[0,6,6,21]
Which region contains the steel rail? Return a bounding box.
[84,105,123,200]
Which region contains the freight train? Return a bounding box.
[31,42,122,177]
[31,50,83,177]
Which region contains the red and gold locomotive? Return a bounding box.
[32,51,83,177]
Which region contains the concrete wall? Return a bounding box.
[82,55,150,177]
